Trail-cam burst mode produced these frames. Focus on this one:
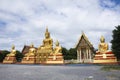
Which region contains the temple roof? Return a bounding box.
[75,32,94,48]
[21,45,37,54]
[21,45,31,54]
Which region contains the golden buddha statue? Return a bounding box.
[52,40,62,60]
[98,35,108,53]
[53,40,62,54]
[7,45,16,60]
[7,45,16,57]
[38,27,53,53]
[25,43,36,60]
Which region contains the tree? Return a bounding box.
[62,47,69,60]
[111,25,120,61]
[62,47,77,60]
[15,50,24,62]
[69,48,77,59]
[0,50,10,62]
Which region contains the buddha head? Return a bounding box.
[12,45,15,50]
[55,40,59,46]
[30,43,34,48]
[45,27,50,39]
[100,35,105,43]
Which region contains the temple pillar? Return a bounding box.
[80,49,82,63]
[86,48,88,62]
[89,49,92,62]
[85,48,88,62]
[77,50,79,62]
[87,49,89,62]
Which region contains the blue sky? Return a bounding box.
[0,0,120,51]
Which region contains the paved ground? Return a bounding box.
[0,64,120,80]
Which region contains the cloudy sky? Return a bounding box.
[0,0,120,51]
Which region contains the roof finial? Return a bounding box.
[82,30,84,33]
[45,26,50,38]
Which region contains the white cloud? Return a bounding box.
[0,0,120,51]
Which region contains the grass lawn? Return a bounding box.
[101,65,120,71]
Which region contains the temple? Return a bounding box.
[93,35,117,64]
[75,32,95,63]
[3,45,17,64]
[21,27,64,64]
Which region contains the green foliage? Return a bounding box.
[0,50,23,62]
[101,66,120,71]
[15,50,24,62]
[62,47,77,60]
[62,47,69,59]
[111,25,120,61]
[69,48,77,59]
[0,50,10,62]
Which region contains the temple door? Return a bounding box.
[81,48,86,63]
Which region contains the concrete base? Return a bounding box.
[21,53,64,64]
[21,56,36,64]
[45,54,64,64]
[93,51,117,64]
[3,56,16,64]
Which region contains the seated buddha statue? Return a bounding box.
[25,43,36,60]
[98,35,108,53]
[7,45,16,57]
[7,45,16,60]
[52,40,62,60]
[53,40,62,54]
[38,28,53,53]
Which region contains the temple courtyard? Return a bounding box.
[0,64,120,80]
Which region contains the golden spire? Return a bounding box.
[46,26,48,32]
[45,26,50,38]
